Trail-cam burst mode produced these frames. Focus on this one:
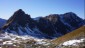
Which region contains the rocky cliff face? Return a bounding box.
[1,9,85,39]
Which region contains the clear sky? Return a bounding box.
[0,0,84,19]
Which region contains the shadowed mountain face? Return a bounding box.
[1,9,85,39]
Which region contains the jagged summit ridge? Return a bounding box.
[6,9,32,27]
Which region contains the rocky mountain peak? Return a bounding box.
[2,9,32,30]
[63,12,80,19]
[6,9,31,26]
[15,9,25,14]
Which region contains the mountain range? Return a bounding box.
[0,18,6,28]
[0,9,85,39]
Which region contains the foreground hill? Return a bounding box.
[0,9,85,39]
[52,25,85,46]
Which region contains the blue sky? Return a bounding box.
[0,0,84,19]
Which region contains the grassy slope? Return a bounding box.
[52,26,85,45]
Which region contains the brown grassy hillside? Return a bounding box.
[52,25,85,45]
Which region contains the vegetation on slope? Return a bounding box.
[52,25,85,46]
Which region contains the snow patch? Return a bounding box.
[62,39,85,46]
